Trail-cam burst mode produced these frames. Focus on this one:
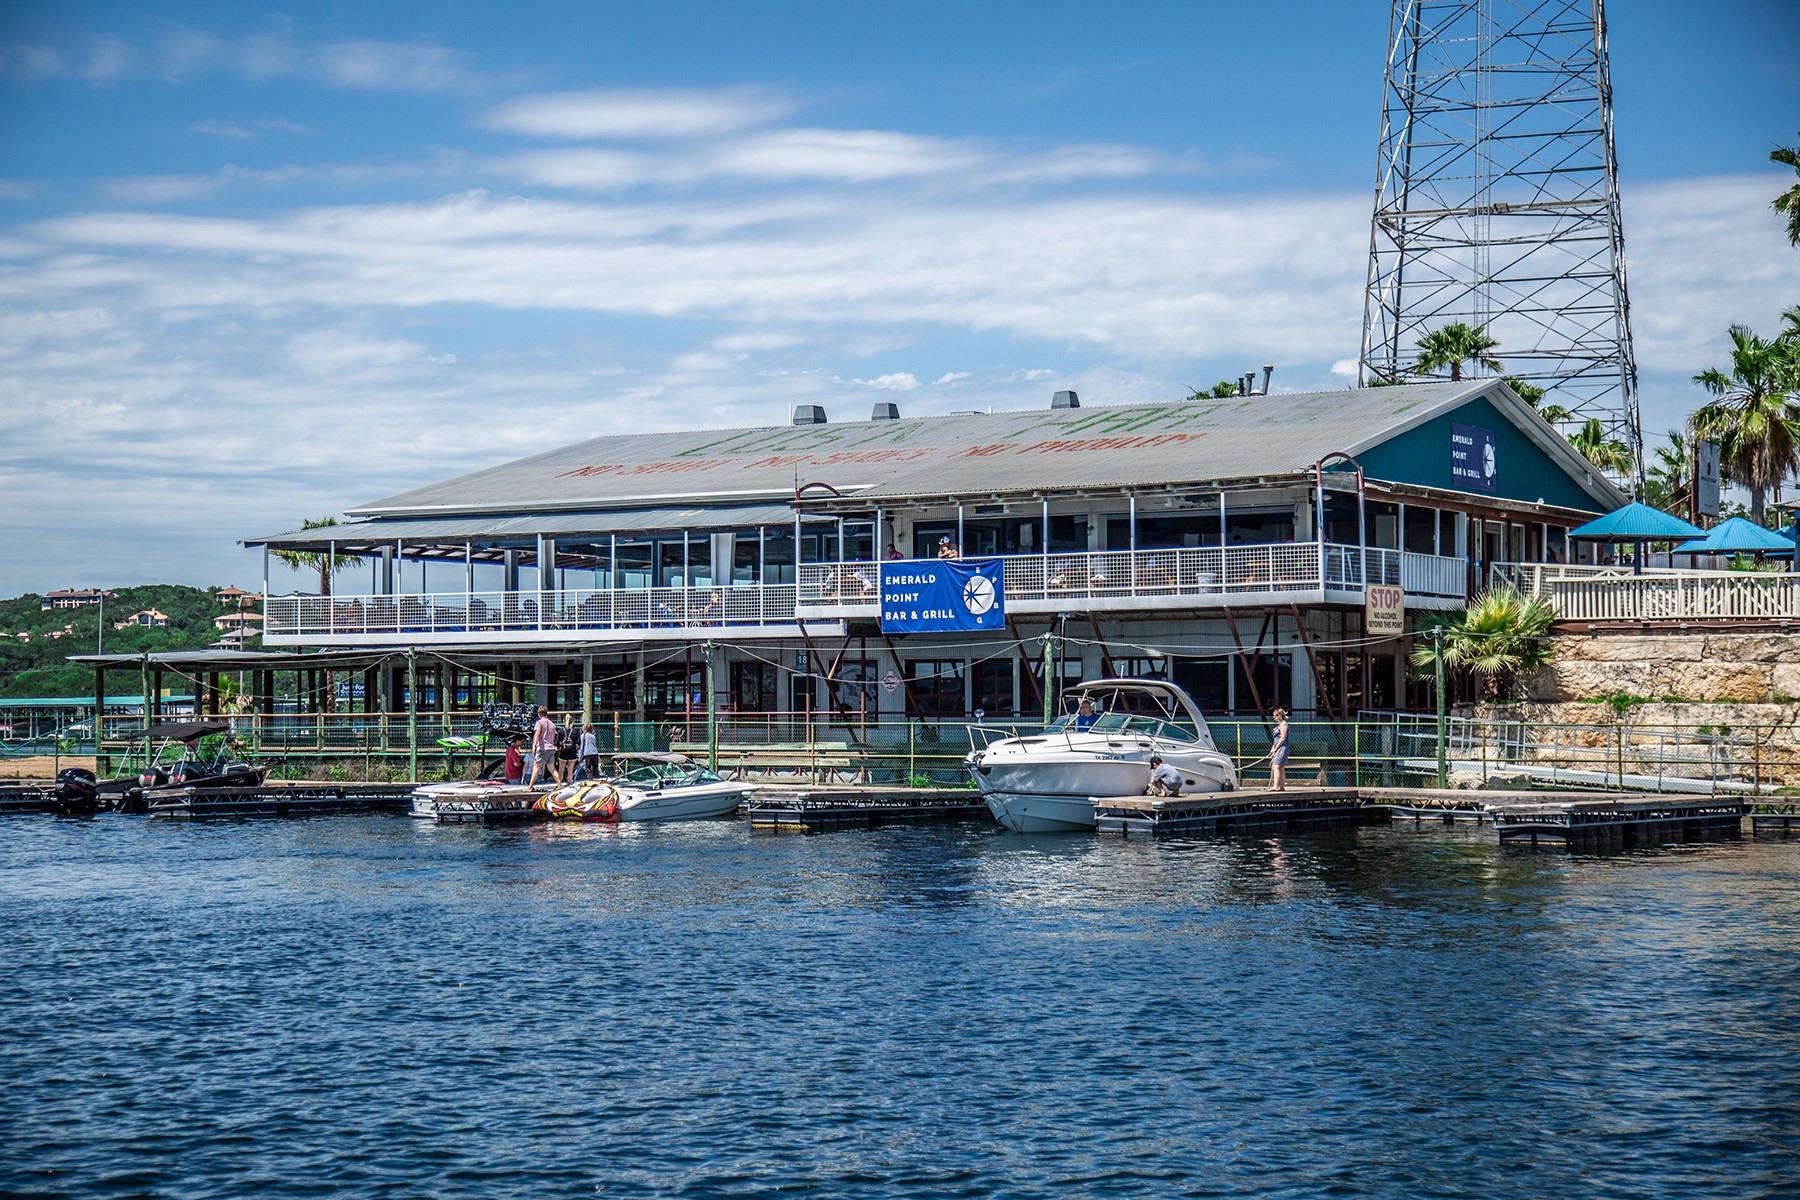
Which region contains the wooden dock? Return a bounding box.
[745,785,987,830]
[146,783,416,819]
[1092,787,1368,836]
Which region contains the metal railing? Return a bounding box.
[93,708,1800,795]
[1500,563,1800,622]
[265,584,799,641]
[799,541,1467,607]
[264,541,1473,642]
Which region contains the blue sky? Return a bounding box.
[2,0,1796,595]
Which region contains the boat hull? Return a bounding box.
[615,782,752,822]
[969,744,1235,833]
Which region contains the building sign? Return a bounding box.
[1366,584,1406,637]
[880,560,1006,634]
[1451,423,1497,493]
[1696,440,1721,518]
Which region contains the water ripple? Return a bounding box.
[2,817,1797,1198]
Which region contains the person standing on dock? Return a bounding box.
[1269,708,1290,792]
[528,706,556,787]
[555,716,578,784]
[1148,755,1182,796]
[579,723,599,781]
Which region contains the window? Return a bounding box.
[1403,507,1439,554]
[1049,514,1089,553]
[907,659,966,718]
[1367,501,1400,549]
[1174,657,1230,713]
[1105,512,1222,551]
[731,661,779,712]
[825,660,878,715]
[973,659,1015,717]
[1113,655,1168,680]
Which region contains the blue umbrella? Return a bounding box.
[1672,516,1796,556]
[1566,503,1706,574]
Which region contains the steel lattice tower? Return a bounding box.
[1359,0,1641,473]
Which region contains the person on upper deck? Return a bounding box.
[937,535,961,560]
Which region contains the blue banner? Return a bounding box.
[880,559,1006,633]
[1451,422,1497,493]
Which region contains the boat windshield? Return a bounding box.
[615,761,721,787]
[1085,712,1197,742]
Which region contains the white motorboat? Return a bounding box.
[537,753,752,822]
[408,778,546,820]
[966,678,1238,832]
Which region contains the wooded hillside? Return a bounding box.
[0,586,249,698]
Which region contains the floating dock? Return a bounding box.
[1092,785,1747,847]
[0,783,54,814]
[146,783,415,819]
[1093,787,1368,836]
[1485,794,1748,848]
[422,792,543,824]
[745,785,987,830]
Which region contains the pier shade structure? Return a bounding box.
[242,380,1627,738]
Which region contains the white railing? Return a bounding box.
[1501,563,1800,622]
[265,584,798,640]
[798,542,1467,608]
[267,541,1473,641]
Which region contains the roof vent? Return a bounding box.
[870,402,900,421]
[1051,389,1080,410]
[792,404,828,425]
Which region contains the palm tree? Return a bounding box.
[1644,430,1692,516]
[1409,586,1557,701]
[270,516,360,596]
[1413,323,1502,382]
[1689,323,1800,524]
[1505,376,1573,424]
[1567,418,1635,475]
[1774,133,1800,247]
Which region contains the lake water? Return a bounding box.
[3,816,1797,1199]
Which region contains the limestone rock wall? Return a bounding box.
[1521,631,1800,704]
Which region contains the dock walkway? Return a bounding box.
[744,785,986,829]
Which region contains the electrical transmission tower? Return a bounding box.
[1359,0,1641,475]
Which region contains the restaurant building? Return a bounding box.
[251,380,1624,724]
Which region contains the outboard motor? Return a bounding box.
[51,767,100,816]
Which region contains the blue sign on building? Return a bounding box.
[880,560,1006,634]
[1451,422,1497,493]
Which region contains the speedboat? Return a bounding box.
[408,778,546,820]
[535,753,751,822]
[61,720,273,814]
[965,678,1237,832]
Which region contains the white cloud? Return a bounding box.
[1329,358,1360,378]
[191,117,316,139]
[933,372,970,384]
[4,31,482,93]
[487,88,794,139]
[317,40,476,93]
[849,372,921,391]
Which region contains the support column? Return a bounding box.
[406,650,419,782]
[704,641,720,772]
[582,654,594,731]
[94,664,107,773]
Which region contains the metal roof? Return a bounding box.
[342,383,1498,515]
[250,504,819,551]
[262,383,1619,544]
